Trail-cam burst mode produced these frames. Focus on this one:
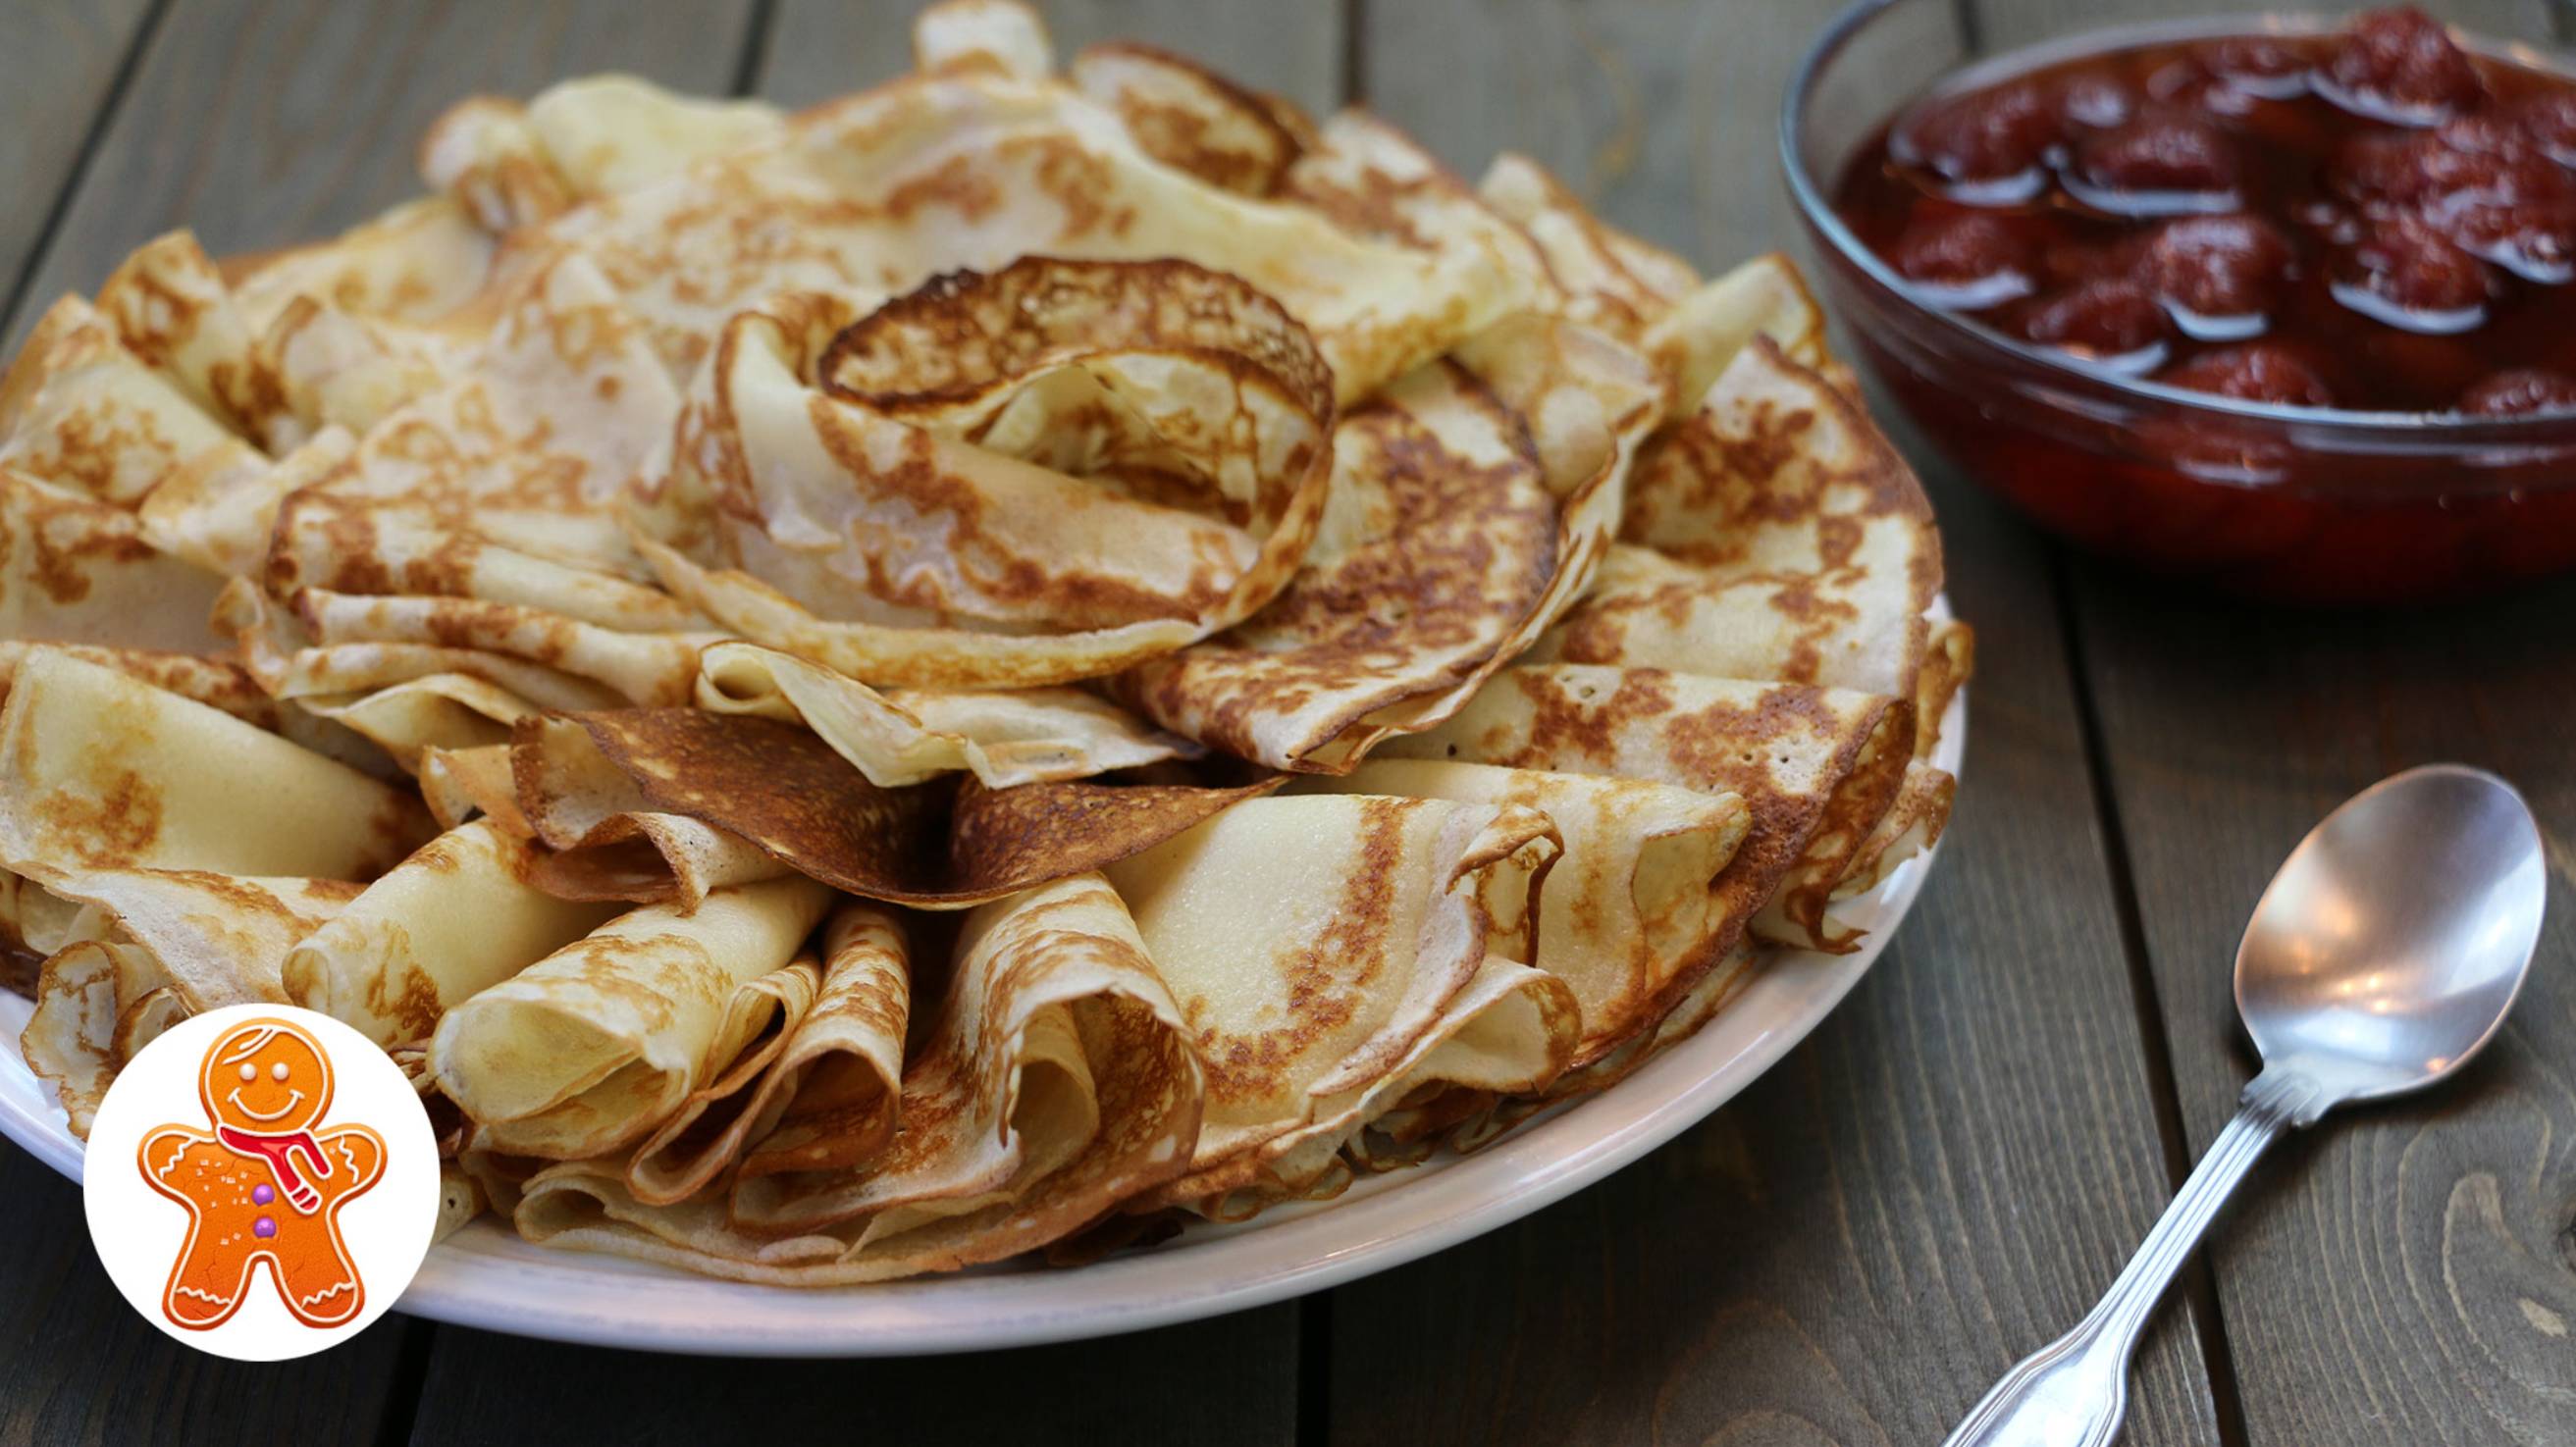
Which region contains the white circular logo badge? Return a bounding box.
[82,1005,440,1361]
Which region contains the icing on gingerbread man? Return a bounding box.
[137,1018,385,1330]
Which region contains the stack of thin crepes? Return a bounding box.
[0,0,1970,1282]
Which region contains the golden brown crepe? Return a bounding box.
[630,901,911,1201]
[1097,793,1578,1207]
[631,258,1336,688]
[1115,358,1558,771]
[283,819,623,1047]
[21,871,362,1134]
[695,640,1195,788]
[509,708,1276,909]
[0,470,225,654]
[1374,663,1914,956]
[431,876,833,1159]
[1309,759,1749,1064]
[1598,339,1942,708]
[516,873,1203,1282]
[0,647,432,878]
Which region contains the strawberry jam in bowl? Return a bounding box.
[1784,1,2576,602]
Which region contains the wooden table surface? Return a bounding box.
[2,1,2571,1443]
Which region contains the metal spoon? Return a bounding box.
[1945,763,2548,1447]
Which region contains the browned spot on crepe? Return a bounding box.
[521,709,1280,904]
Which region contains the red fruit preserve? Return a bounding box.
[1835,6,2576,413]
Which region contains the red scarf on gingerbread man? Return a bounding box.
[215,1124,332,1214]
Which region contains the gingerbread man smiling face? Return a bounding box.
[139,1019,386,1330]
[201,1022,330,1135]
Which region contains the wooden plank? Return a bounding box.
[2072,571,2576,1446]
[5,0,761,348]
[0,1139,414,1445]
[403,1304,1302,1445]
[759,0,1345,114]
[1360,0,1818,273]
[400,5,1335,1437]
[1974,0,2557,54]
[1330,4,2227,1441]
[0,0,155,315]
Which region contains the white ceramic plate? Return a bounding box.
[0,680,1962,1357]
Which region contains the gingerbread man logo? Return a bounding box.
[135,1018,386,1330]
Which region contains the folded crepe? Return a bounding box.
[626,901,911,1203]
[631,258,1335,688]
[237,247,714,708]
[431,875,833,1159]
[515,873,1203,1282]
[1069,41,1308,196]
[0,295,249,508]
[289,671,540,774]
[1551,339,1943,717]
[509,707,1274,909]
[21,871,362,1134]
[0,469,225,654]
[0,640,382,774]
[1097,793,1577,1206]
[1112,110,1663,772]
[1374,663,1913,955]
[1309,759,1750,1065]
[1477,154,1700,344]
[1641,253,1834,417]
[283,819,623,1047]
[439,5,1531,394]
[695,640,1194,788]
[0,647,433,878]
[1114,358,1559,771]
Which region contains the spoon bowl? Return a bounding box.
[2235,764,2549,1108]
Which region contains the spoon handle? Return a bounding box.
[1942,1064,2325,1447]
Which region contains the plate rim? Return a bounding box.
[0,664,1965,1358]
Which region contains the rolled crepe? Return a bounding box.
[21,870,362,1134]
[1098,793,1565,1201]
[1375,663,1913,955]
[624,902,911,1204]
[517,873,1202,1283]
[696,641,1195,788]
[0,647,434,878]
[1311,759,1750,1064]
[430,876,832,1159]
[633,259,1336,689]
[283,819,624,1046]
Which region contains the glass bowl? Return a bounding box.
[1780,0,2576,604]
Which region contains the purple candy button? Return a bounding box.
[253,1216,276,1239]
[251,1183,274,1206]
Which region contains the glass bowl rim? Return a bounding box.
[1778,0,2576,439]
